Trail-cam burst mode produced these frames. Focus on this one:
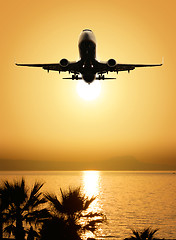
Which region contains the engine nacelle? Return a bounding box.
[60,58,69,67]
[107,58,116,67]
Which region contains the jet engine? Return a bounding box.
[60,58,69,67]
[107,58,116,67]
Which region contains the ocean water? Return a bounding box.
[0,171,175,239]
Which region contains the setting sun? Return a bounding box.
[76,80,101,101]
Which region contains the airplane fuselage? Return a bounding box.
[78,29,97,83]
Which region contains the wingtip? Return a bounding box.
[162,57,164,65]
[15,63,24,66]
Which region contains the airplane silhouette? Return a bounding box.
[16,29,163,84]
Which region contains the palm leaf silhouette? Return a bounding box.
[43,186,105,239]
[0,178,48,240]
[125,227,160,240]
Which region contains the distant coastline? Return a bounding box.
[0,157,175,171]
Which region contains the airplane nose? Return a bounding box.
[82,32,91,41]
[83,29,92,32]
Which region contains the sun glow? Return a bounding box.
[76,80,101,101]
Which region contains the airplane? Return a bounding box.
[16,29,163,84]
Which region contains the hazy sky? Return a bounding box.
[0,0,176,169]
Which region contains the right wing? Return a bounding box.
[94,60,163,74]
[16,61,82,74]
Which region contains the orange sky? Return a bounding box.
[0,0,176,168]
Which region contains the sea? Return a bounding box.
[0,171,175,240]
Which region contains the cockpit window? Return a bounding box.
[83,29,92,32]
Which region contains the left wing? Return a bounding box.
[94,60,163,74]
[16,60,82,74]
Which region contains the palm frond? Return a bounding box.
[141,228,150,239]
[82,218,104,233]
[131,229,140,240]
[82,212,105,219]
[128,227,160,240]
[1,178,47,240]
[0,187,10,211]
[59,187,94,215]
[24,182,45,210]
[44,186,105,239]
[83,196,96,210]
[148,228,159,240]
[4,224,16,237]
[9,178,27,206]
[25,209,51,224]
[45,193,63,213]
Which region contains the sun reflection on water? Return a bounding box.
[82,171,103,239]
[83,171,100,198]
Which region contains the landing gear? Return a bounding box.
[98,75,105,80]
[95,75,116,80]
[72,75,79,80]
[63,75,82,80]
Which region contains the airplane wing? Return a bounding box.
[16,60,82,74]
[94,60,163,74]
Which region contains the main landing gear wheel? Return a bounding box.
[72,75,79,80]
[98,75,105,80]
